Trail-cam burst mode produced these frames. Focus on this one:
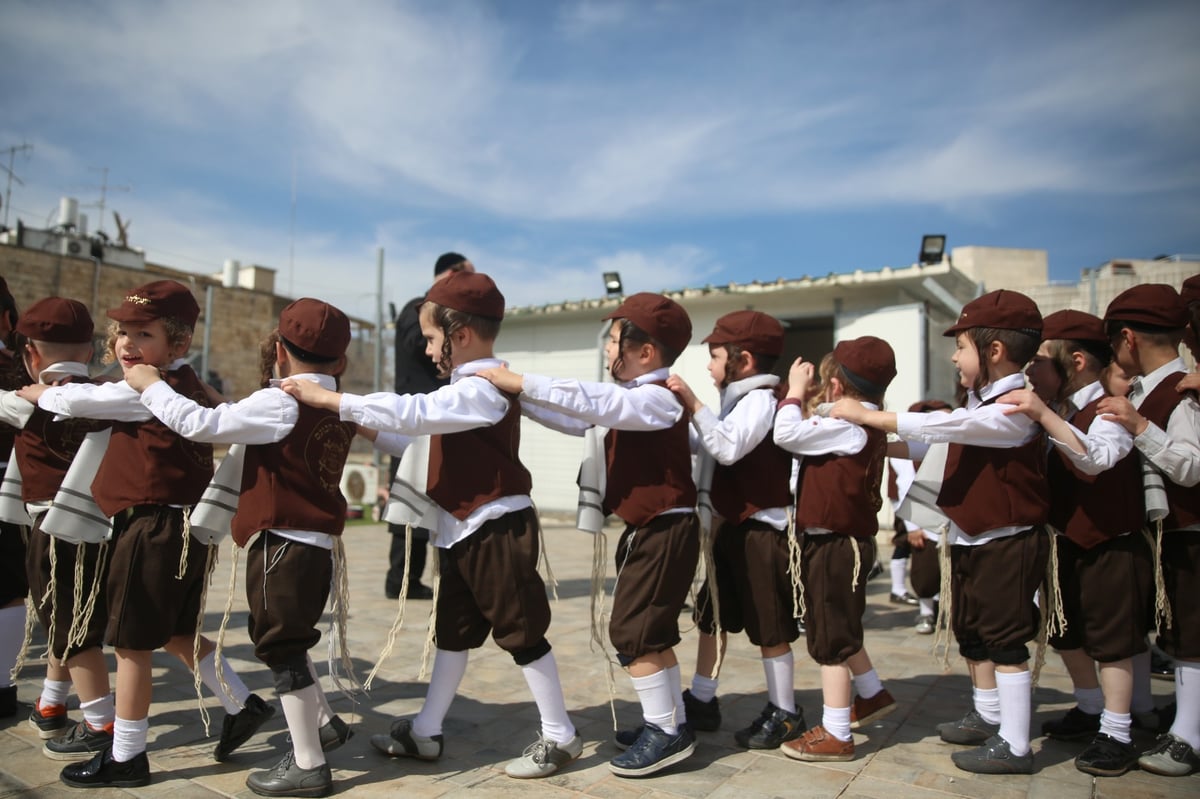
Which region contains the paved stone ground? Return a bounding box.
[1,517,1196,798]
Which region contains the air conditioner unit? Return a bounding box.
[60,237,86,257]
[339,462,378,510]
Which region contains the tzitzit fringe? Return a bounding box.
[932,526,954,670]
[417,544,440,682]
[534,504,559,603]
[66,541,109,653]
[10,594,37,682]
[176,509,193,579]
[366,525,414,690]
[1145,523,1172,634]
[698,521,723,678]
[1044,531,1067,640]
[325,537,361,699]
[213,544,240,707]
[43,537,59,666]
[850,536,862,592]
[190,541,218,736]
[786,509,806,621]
[1032,582,1050,690]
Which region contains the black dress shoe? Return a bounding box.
[60,747,151,788]
[1041,706,1100,741]
[214,693,277,761]
[681,689,721,732]
[406,583,434,600]
[1075,733,1138,777]
[246,751,332,798]
[951,735,1034,774]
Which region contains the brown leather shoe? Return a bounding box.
[850,689,896,730]
[781,725,854,762]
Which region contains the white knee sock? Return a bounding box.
[822,704,852,741]
[0,605,25,689]
[666,664,685,726]
[974,686,1001,725]
[40,678,71,708]
[112,716,149,762]
[81,694,115,729]
[413,648,468,738]
[305,655,333,727]
[521,652,576,745]
[918,597,936,617]
[889,559,908,596]
[996,670,1032,756]
[689,674,718,703]
[763,651,795,713]
[1100,710,1132,744]
[197,651,251,714]
[1169,662,1200,750]
[632,669,677,735]
[281,685,326,770]
[852,668,884,700]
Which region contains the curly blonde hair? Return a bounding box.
[101,317,192,365]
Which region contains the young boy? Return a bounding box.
[0,297,117,760]
[999,309,1153,777]
[832,290,1049,774]
[666,310,802,749]
[774,337,898,762]
[1094,283,1200,777]
[0,277,27,723]
[284,271,581,780]
[126,298,355,797]
[21,280,274,787]
[479,292,700,777]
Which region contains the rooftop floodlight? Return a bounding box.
[603,271,623,297]
[919,235,947,265]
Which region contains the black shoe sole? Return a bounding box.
[1076,761,1135,777]
[60,773,151,789]
[246,781,332,798]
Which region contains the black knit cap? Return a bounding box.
[434,252,469,277]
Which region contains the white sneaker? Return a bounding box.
[370,718,443,760]
[504,733,583,778]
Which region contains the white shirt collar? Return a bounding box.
[451,357,505,383]
[38,361,91,385]
[1067,380,1104,415]
[1131,357,1187,400]
[622,367,671,388]
[971,372,1027,407]
[270,373,338,391]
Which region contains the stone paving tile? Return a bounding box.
[2,517,1198,797]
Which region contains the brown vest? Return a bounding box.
[426,387,532,520]
[604,384,697,526]
[710,388,793,524]
[1137,371,1200,530]
[1046,398,1144,549]
[0,350,21,463]
[92,366,214,516]
[937,399,1049,536]
[795,425,887,539]
[231,402,356,547]
[15,376,108,502]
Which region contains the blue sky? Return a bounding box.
[3,0,1198,322]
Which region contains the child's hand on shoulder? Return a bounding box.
[829,397,866,423]
[1178,372,1200,395]
[996,388,1047,421]
[785,357,814,399]
[125,364,164,393]
[16,383,47,404]
[1096,395,1148,436]
[281,377,340,411]
[665,374,700,413]
[476,365,524,394]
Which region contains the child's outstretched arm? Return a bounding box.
[281,377,343,412]
[476,364,524,394]
[830,398,897,433]
[665,374,703,415]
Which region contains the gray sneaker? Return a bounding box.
[369,718,443,760]
[245,750,332,798]
[951,735,1034,775]
[937,709,1000,745]
[43,721,114,761]
[504,733,583,778]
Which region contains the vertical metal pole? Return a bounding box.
[372,248,385,474]
[202,283,214,383]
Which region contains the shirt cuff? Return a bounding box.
[692,405,718,433]
[894,411,923,439]
[1134,422,1170,460]
[777,397,805,411]
[521,373,553,402]
[339,393,364,423]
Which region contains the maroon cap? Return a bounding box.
[833,335,896,394]
[16,297,94,343]
[603,292,692,354]
[425,271,504,320]
[107,280,200,328]
[279,298,350,360]
[1104,284,1188,330]
[1181,274,1200,308]
[944,289,1042,336]
[1041,309,1106,343]
[702,310,784,356]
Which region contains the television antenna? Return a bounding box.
[85,166,130,235]
[0,142,33,229]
